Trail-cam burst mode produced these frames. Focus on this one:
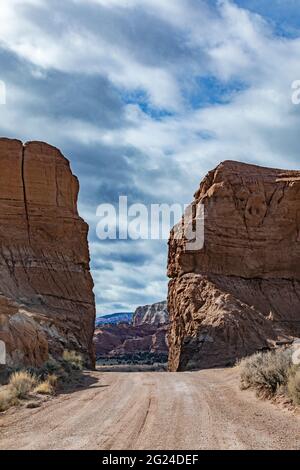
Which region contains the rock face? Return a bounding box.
[95,301,169,360]
[94,323,168,358]
[168,161,300,371]
[0,138,95,368]
[96,312,133,326]
[133,301,168,326]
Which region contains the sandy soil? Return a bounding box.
[0,368,299,450]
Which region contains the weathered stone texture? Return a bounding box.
[168,161,300,371]
[0,138,95,368]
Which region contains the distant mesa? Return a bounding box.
[95,312,133,326]
[168,160,300,371]
[94,301,169,360]
[133,301,168,327]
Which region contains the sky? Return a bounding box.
[0,0,300,314]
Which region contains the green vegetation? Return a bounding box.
[97,351,168,366]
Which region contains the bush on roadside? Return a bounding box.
[287,366,300,406]
[9,371,38,399]
[0,352,84,412]
[62,350,84,371]
[34,380,55,396]
[239,349,292,398]
[0,387,18,412]
[47,374,58,387]
[42,357,62,375]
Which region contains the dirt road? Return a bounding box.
[0,368,299,450]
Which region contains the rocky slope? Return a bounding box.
[96,312,133,326]
[94,323,168,358]
[94,301,169,359]
[0,138,95,368]
[133,301,168,326]
[168,160,300,371]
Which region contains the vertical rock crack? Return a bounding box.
[21,144,31,244]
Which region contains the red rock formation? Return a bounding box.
[0,138,95,368]
[94,323,168,358]
[94,301,169,360]
[168,161,300,371]
[133,301,168,327]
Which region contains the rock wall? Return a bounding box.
[133,301,168,326]
[94,323,168,359]
[0,138,95,368]
[168,161,300,371]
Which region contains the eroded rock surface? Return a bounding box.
[133,301,168,326]
[94,301,169,360]
[0,138,95,368]
[168,161,300,371]
[94,323,168,358]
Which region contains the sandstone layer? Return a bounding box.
[94,301,169,360]
[94,323,168,359]
[0,138,95,368]
[168,161,300,371]
[133,301,168,327]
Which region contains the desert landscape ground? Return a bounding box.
[1,368,300,451]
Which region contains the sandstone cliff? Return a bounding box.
[133,301,168,326]
[0,138,95,368]
[168,161,300,371]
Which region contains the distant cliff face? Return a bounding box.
[94,323,168,358]
[133,301,168,327]
[168,161,300,372]
[96,312,133,326]
[0,138,95,368]
[95,302,169,359]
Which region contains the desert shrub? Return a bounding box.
[62,350,83,370]
[43,357,62,374]
[47,374,58,387]
[34,380,55,396]
[240,349,292,398]
[0,387,18,412]
[9,371,37,398]
[287,366,300,405]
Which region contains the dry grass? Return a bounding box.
[0,371,59,411]
[287,367,300,406]
[0,352,83,412]
[62,350,83,370]
[47,374,58,387]
[34,380,54,396]
[239,349,292,398]
[9,371,38,399]
[0,386,18,412]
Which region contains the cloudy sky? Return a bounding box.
[0,0,300,314]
